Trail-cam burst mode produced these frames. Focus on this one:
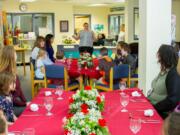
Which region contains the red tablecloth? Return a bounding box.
[55,58,102,79]
[9,88,163,135]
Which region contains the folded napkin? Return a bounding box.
[45,91,52,96]
[144,109,154,117]
[132,91,141,97]
[30,104,39,112]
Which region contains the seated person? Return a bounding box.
[94,33,105,46]
[0,72,17,125]
[120,43,136,75]
[31,36,53,65]
[35,49,47,79]
[0,110,7,135]
[148,45,180,119]
[113,41,127,65]
[56,50,65,62]
[162,106,180,135]
[97,47,114,85]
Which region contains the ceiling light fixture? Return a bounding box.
[88,4,108,7]
[20,0,37,2]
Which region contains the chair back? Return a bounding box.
[113,64,130,79]
[45,64,65,79]
[30,57,36,70]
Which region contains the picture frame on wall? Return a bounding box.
[60,20,69,32]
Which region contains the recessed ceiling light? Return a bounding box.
[114,0,125,2]
[88,4,108,7]
[20,0,37,2]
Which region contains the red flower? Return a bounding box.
[66,113,74,119]
[98,119,106,127]
[80,103,89,114]
[84,86,92,90]
[89,133,96,135]
[64,129,70,135]
[81,108,89,114]
[81,103,88,110]
[96,96,101,104]
[69,97,74,104]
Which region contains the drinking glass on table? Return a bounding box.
[56,85,63,100]
[129,118,141,134]
[44,97,53,116]
[23,128,35,135]
[120,94,129,112]
[119,82,127,94]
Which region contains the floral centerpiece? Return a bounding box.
[63,86,110,135]
[78,52,93,68]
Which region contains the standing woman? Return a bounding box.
[73,22,96,55]
[0,46,27,116]
[45,34,55,62]
[118,24,125,42]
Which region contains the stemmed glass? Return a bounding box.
[120,94,129,112]
[44,97,53,116]
[119,82,127,94]
[129,118,141,134]
[55,85,63,100]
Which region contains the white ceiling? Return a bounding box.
[17,0,126,7]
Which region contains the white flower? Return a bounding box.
[62,117,67,124]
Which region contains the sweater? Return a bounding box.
[11,76,27,106]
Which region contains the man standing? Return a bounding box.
[73,22,96,55]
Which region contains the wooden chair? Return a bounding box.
[45,64,79,91]
[130,73,138,87]
[30,62,47,98]
[95,64,130,91]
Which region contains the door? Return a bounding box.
[74,14,91,34]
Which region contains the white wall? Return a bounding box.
[139,0,172,94]
[172,0,180,42]
[125,0,139,43]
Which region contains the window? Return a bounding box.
[108,14,125,38]
[7,13,54,36]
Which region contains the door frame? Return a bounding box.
[74,14,91,34]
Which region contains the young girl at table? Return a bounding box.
[31,36,53,65]
[35,49,47,79]
[0,46,27,117]
[0,109,8,134]
[0,72,17,125]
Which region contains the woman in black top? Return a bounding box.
[154,45,180,119]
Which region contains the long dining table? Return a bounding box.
[9,88,163,135]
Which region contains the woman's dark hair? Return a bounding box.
[102,33,106,39]
[120,43,131,54]
[157,44,178,71]
[45,34,54,46]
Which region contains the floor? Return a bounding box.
[17,65,32,101]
